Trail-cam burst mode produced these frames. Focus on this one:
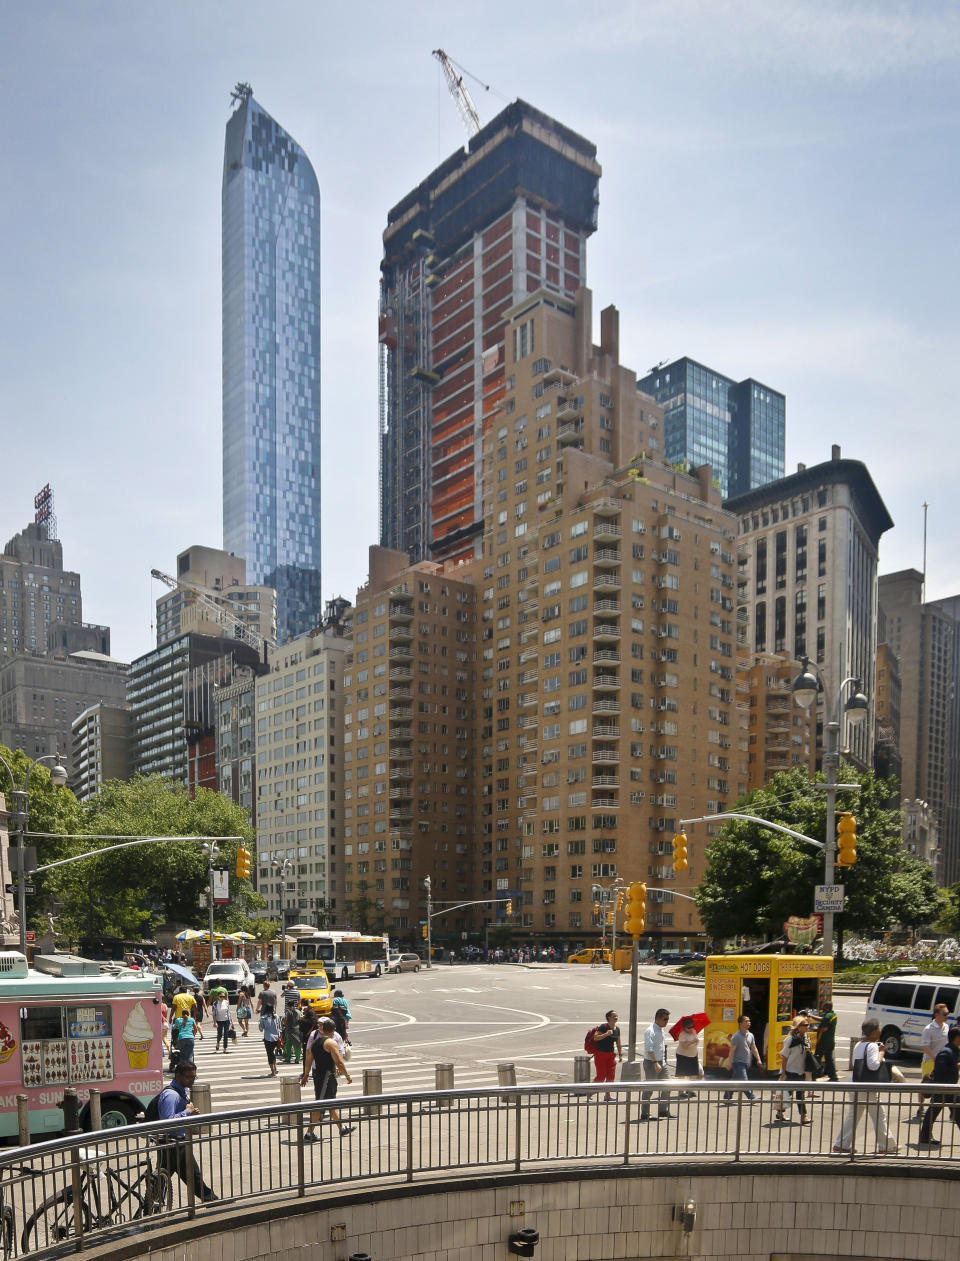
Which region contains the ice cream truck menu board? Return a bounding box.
[19,1004,115,1088]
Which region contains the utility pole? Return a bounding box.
[202,841,220,962]
[424,875,433,969]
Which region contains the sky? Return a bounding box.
[1,0,958,663]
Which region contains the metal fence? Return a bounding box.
[2,1079,959,1260]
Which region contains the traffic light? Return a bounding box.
[421,923,428,939]
[606,909,614,925]
[623,881,647,937]
[235,845,251,879]
[836,813,857,866]
[505,899,513,916]
[672,830,688,873]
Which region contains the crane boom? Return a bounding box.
[151,568,275,656]
[433,48,481,136]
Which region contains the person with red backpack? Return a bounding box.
[586,1010,622,1100]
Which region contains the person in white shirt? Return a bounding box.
[917,1003,951,1118]
[213,994,232,1053]
[832,1018,897,1154]
[640,1008,675,1121]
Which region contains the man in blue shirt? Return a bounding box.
[156,1062,218,1202]
[640,1008,676,1121]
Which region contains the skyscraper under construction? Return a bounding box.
[378,100,601,567]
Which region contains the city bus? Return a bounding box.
[293,932,390,980]
[0,949,163,1139]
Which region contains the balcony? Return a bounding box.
[593,598,621,614]
[592,749,621,764]
[518,693,537,709]
[593,521,621,540]
[592,673,620,691]
[389,646,413,662]
[389,748,414,761]
[389,625,412,642]
[390,706,413,718]
[519,646,538,664]
[389,667,413,682]
[592,795,619,809]
[388,598,414,621]
[557,421,584,446]
[593,648,620,665]
[592,773,620,787]
[593,699,620,715]
[389,687,412,703]
[593,547,621,568]
[592,623,621,641]
[390,826,413,838]
[519,670,538,686]
[390,806,413,822]
[519,715,539,730]
[593,574,622,592]
[389,787,412,800]
[592,724,620,739]
[591,498,621,518]
[389,726,412,741]
[389,766,413,781]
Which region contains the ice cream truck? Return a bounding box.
[0,950,163,1140]
[703,953,834,1075]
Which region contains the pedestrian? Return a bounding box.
[259,1007,281,1076]
[155,1061,218,1202]
[171,1010,203,1064]
[192,988,206,1028]
[332,988,352,1034]
[256,981,276,1017]
[212,991,232,1053]
[282,985,301,1063]
[919,1026,960,1145]
[832,1018,897,1154]
[917,1003,951,1119]
[640,1008,675,1121]
[816,1002,838,1081]
[299,999,317,1054]
[587,1010,622,1100]
[675,1017,703,1094]
[776,1015,812,1124]
[300,1017,355,1140]
[236,989,251,1037]
[170,984,196,1023]
[160,1000,170,1053]
[330,1001,349,1046]
[723,1015,762,1101]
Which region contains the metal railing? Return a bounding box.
[2,1079,959,1259]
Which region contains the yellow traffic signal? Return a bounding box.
[615,889,624,912]
[421,923,428,939]
[505,899,513,916]
[836,813,857,866]
[606,909,614,925]
[593,901,600,916]
[672,830,688,873]
[235,845,251,879]
[623,881,646,937]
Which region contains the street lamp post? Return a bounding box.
[201,841,220,962]
[272,856,293,960]
[791,655,868,959]
[0,751,68,953]
[423,875,433,969]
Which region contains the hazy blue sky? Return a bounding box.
[1,0,957,661]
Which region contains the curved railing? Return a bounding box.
[2,1078,958,1259]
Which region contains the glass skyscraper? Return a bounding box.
[222,87,322,644]
[637,357,784,498]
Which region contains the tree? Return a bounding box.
[45,776,260,943]
[694,765,940,959]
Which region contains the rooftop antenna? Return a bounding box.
[230,82,253,110]
[922,501,928,604]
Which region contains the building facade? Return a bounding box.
[0,651,127,762]
[637,358,785,498]
[743,656,816,792]
[878,570,960,882]
[254,627,351,929]
[1,519,86,661]
[70,703,132,801]
[222,88,322,644]
[378,100,601,568]
[156,546,276,649]
[341,548,480,942]
[726,447,893,771]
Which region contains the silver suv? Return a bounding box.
[203,959,253,1001]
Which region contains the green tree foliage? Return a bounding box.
[694,765,941,951]
[42,776,261,943]
[936,883,960,936]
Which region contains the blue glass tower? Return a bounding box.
[637,357,784,498]
[222,87,322,644]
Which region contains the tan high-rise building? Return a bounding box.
[743,656,816,791]
[471,287,742,950]
[156,545,277,649]
[341,548,480,942]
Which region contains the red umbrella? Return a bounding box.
[668,1011,710,1041]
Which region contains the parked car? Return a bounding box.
[388,953,421,973]
[203,959,253,1001]
[251,961,268,985]
[266,958,292,981]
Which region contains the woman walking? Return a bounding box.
[213,992,232,1053]
[259,1008,281,1076]
[236,988,252,1037]
[776,1014,812,1124]
[675,1016,702,1094]
[832,1018,898,1154]
[172,1011,203,1064]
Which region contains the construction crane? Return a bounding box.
[151,568,276,661]
[433,49,481,136]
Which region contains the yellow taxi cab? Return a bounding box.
[288,967,333,1015]
[567,947,611,965]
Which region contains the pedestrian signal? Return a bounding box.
[672,830,688,872]
[836,813,857,866]
[623,881,646,937]
[235,845,251,879]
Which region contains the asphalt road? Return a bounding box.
[194,963,893,1114]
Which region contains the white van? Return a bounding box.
[864,970,960,1056]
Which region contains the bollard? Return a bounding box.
[349,1254,372,1261]
[61,1088,82,1135]
[191,1082,212,1114]
[280,1076,302,1125]
[573,1055,592,1084]
[435,1062,454,1107]
[88,1089,102,1130]
[498,1063,517,1088]
[17,1095,30,1147]
[363,1067,383,1116]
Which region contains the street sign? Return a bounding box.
[815,884,845,913]
[7,883,35,895]
[213,870,229,905]
[23,884,34,896]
